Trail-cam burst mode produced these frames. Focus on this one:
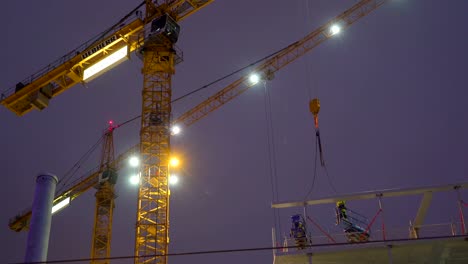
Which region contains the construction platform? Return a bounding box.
[272,183,468,264]
[274,236,468,264]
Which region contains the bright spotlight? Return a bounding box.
[83,45,129,81]
[129,156,140,167]
[51,197,70,214]
[171,125,181,135]
[169,174,179,185]
[169,157,180,167]
[249,73,260,85]
[330,24,341,36]
[129,174,140,185]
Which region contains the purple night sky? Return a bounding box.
[1,1,468,263]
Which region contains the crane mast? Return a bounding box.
[135,1,177,263]
[91,123,118,264]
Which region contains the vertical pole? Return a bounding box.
[450,218,456,236]
[456,187,466,234]
[378,194,386,240]
[272,227,276,256]
[303,205,311,245]
[409,220,418,239]
[25,173,58,263]
[387,245,393,264]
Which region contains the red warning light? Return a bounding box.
[109,120,114,125]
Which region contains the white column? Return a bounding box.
[24,173,58,263]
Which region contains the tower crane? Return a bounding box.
[5,0,390,263]
[92,122,118,264]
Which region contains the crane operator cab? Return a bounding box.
[290,214,311,249]
[335,201,370,243]
[148,14,180,45]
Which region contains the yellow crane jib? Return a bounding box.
[0,0,214,117]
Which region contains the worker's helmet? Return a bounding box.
[336,200,345,206]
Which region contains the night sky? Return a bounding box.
[1,1,468,263]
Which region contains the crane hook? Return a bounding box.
[309,98,320,129]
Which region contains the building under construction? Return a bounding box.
[272,183,468,264]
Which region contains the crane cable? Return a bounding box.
[308,92,337,197]
[55,41,295,194]
[55,131,106,194]
[117,35,300,129]
[263,81,282,244]
[302,0,321,198]
[304,133,319,199]
[301,1,336,197]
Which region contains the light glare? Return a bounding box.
[83,45,128,81]
[129,174,140,185]
[169,174,179,185]
[330,24,341,36]
[169,157,180,167]
[51,197,70,214]
[249,74,260,85]
[171,125,181,135]
[129,156,140,167]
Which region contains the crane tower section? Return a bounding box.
[135,3,180,263]
[91,123,118,264]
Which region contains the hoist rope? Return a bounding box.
[56,134,105,194]
[263,81,282,242]
[304,136,319,199]
[324,163,338,194]
[303,0,315,100]
[117,41,296,129]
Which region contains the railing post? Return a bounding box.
[387,245,394,264]
[283,235,288,253]
[455,186,466,234]
[377,194,386,240]
[272,227,276,256]
[450,218,456,236]
[409,220,418,239]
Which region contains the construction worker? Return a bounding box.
[335,201,348,223]
[290,214,308,249]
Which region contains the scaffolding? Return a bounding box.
[272,182,468,264]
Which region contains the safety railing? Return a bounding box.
[279,221,465,253]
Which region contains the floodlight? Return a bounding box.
[51,197,70,214]
[171,125,181,135]
[169,174,179,185]
[129,174,140,185]
[169,157,180,167]
[330,24,341,36]
[249,73,260,85]
[83,45,128,81]
[129,156,140,167]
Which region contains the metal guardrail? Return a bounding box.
[279,221,465,253]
